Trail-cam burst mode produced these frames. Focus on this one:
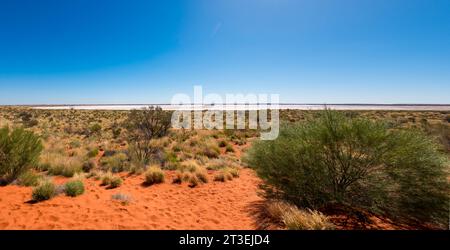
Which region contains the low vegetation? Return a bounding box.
[32,180,56,201]
[246,109,450,227]
[266,201,334,230]
[64,179,85,197]
[0,126,43,184]
[144,165,165,185]
[0,106,448,229]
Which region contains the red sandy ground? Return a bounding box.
[0,169,264,230]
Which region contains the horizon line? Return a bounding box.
[2,103,450,107]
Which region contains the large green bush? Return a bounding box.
[245,110,449,227]
[0,126,43,184]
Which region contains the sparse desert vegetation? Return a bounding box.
[0,106,448,229]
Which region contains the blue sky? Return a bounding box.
[0,0,449,104]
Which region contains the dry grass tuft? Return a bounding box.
[144,165,165,185]
[266,201,334,230]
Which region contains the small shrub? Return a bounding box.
[32,180,56,201]
[188,175,199,188]
[201,146,220,158]
[0,127,43,184]
[86,170,102,180]
[214,168,237,182]
[225,144,235,153]
[89,123,102,135]
[225,167,239,178]
[112,127,122,139]
[163,161,180,170]
[218,140,228,147]
[100,152,129,173]
[48,163,82,177]
[125,106,172,165]
[129,164,145,175]
[64,179,85,197]
[195,168,208,183]
[87,148,99,158]
[172,171,184,184]
[172,171,205,187]
[144,166,165,185]
[17,171,42,187]
[109,176,123,188]
[214,171,233,182]
[100,172,114,186]
[82,160,96,172]
[69,140,81,148]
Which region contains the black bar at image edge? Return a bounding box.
[0,230,448,248]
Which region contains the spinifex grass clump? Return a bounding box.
[144,165,165,185]
[265,201,335,230]
[32,180,56,202]
[172,161,209,187]
[246,109,450,227]
[64,179,85,197]
[213,167,239,182]
[100,172,123,188]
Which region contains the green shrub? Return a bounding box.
[87,148,99,158]
[69,140,81,148]
[245,109,450,227]
[48,163,82,177]
[200,144,220,158]
[125,106,171,165]
[89,123,102,135]
[82,160,96,172]
[109,176,123,188]
[17,171,42,187]
[100,152,129,173]
[64,179,85,197]
[32,180,56,201]
[225,144,235,153]
[100,172,114,185]
[144,166,165,185]
[0,127,43,184]
[218,140,228,147]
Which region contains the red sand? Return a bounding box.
[0,169,263,230]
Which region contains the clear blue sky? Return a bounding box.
[0,0,449,104]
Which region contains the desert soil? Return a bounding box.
[0,169,263,230]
